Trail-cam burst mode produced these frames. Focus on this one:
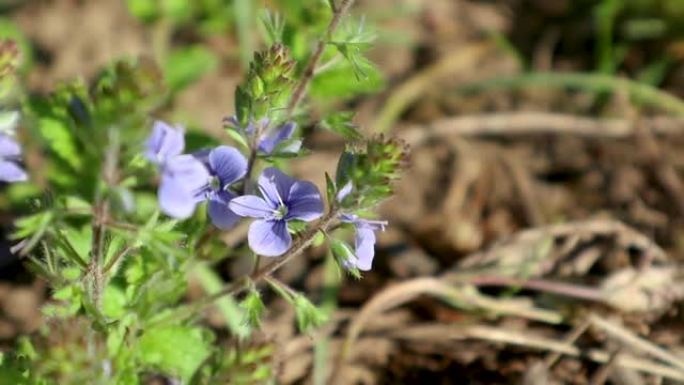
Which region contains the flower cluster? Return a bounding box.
[144,119,387,270]
[145,120,327,257]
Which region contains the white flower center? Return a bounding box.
[273,204,288,220]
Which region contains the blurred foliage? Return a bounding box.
[123,0,383,106]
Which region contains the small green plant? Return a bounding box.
[0,0,405,384]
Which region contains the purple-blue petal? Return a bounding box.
[0,134,21,158]
[163,155,210,198]
[208,190,241,229]
[208,146,247,186]
[248,219,292,257]
[229,195,274,218]
[145,121,185,165]
[354,227,377,271]
[285,180,323,221]
[158,176,199,219]
[258,122,296,154]
[257,167,296,208]
[0,160,26,182]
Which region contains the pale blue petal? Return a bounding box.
[248,219,291,257]
[354,227,377,271]
[145,121,185,164]
[0,134,21,158]
[158,176,198,219]
[339,213,357,224]
[336,182,353,202]
[285,180,323,221]
[0,160,26,182]
[258,122,296,154]
[229,195,274,218]
[163,155,210,200]
[208,191,241,229]
[257,167,296,207]
[208,146,247,186]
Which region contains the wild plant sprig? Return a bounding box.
[286,0,357,117]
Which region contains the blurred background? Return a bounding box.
[4,0,684,383]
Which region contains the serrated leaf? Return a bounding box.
[138,326,211,381]
[260,10,284,44]
[38,118,82,170]
[320,111,362,140]
[294,295,328,333]
[240,290,265,328]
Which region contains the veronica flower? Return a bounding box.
[336,182,387,271]
[195,146,248,229]
[0,133,26,183]
[229,167,324,256]
[157,154,210,219]
[144,120,185,165]
[339,214,387,271]
[145,120,205,218]
[224,116,299,155]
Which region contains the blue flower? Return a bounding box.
[339,214,387,271]
[144,120,185,166]
[157,154,210,219]
[335,182,387,271]
[0,133,26,183]
[145,121,248,228]
[224,116,300,155]
[229,167,324,256]
[197,146,248,229]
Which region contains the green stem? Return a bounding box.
[286,0,358,117]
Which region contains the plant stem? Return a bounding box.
[285,0,357,117]
[88,128,119,309]
[164,209,339,324]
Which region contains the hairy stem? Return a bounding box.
[163,209,339,324]
[286,0,357,117]
[88,128,119,309]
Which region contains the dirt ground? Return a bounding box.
[4,0,684,384]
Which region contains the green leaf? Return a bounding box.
[161,0,192,23]
[260,10,285,44]
[164,46,218,93]
[192,263,251,338]
[240,290,266,328]
[320,111,362,140]
[294,295,327,333]
[310,60,384,99]
[138,326,212,381]
[225,126,249,150]
[125,0,159,22]
[325,172,336,205]
[38,118,82,170]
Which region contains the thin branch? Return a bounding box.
[286,0,357,117]
[88,128,119,309]
[103,245,136,274]
[158,209,339,325]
